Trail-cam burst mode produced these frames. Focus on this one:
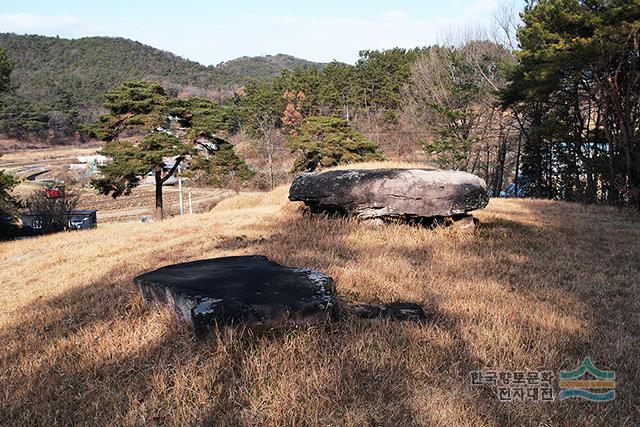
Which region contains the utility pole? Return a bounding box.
[178,164,184,216]
[188,191,193,214]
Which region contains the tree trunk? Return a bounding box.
[493,140,507,195]
[514,136,521,197]
[484,142,491,190]
[605,129,618,203]
[267,149,274,189]
[155,169,163,221]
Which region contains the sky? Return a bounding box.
[0,0,514,65]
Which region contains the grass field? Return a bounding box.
[0,174,638,425]
[0,145,101,169]
[0,144,236,222]
[76,186,234,222]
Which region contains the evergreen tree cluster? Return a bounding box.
[502,0,640,205]
[289,116,383,171]
[236,47,427,133]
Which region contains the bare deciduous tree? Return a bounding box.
[491,1,522,51]
[402,34,520,193]
[249,115,289,189]
[25,186,80,234]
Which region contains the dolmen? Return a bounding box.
[134,255,432,337]
[289,169,489,228]
[134,255,337,337]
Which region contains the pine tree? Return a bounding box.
[90,81,252,219]
[288,116,383,171]
[0,47,12,93]
[503,0,640,204]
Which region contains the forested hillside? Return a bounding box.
[0,33,321,142]
[1,0,638,207]
[217,54,322,81]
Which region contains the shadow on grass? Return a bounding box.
[0,269,177,425]
[0,265,516,426]
[450,201,638,424]
[1,199,638,425]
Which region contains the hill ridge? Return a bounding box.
[0,32,322,142]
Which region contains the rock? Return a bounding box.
[350,302,429,322]
[449,214,478,232]
[289,169,489,220]
[361,218,385,228]
[134,255,337,337]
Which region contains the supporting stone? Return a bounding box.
[448,214,478,232]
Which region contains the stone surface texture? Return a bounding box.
[289,169,489,220]
[350,302,429,322]
[134,255,336,337]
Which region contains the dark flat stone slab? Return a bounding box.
[350,302,429,322]
[134,255,336,337]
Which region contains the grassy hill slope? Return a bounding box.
[1,171,638,424]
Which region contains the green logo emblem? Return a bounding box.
[559,357,615,401]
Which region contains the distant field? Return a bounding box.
[1,173,638,425]
[0,143,101,166]
[0,144,101,182]
[1,144,235,222]
[78,186,234,222]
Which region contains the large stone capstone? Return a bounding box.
[134,255,336,337]
[289,169,489,220]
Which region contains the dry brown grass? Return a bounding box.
[1,176,639,425]
[76,186,234,223]
[0,145,101,168]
